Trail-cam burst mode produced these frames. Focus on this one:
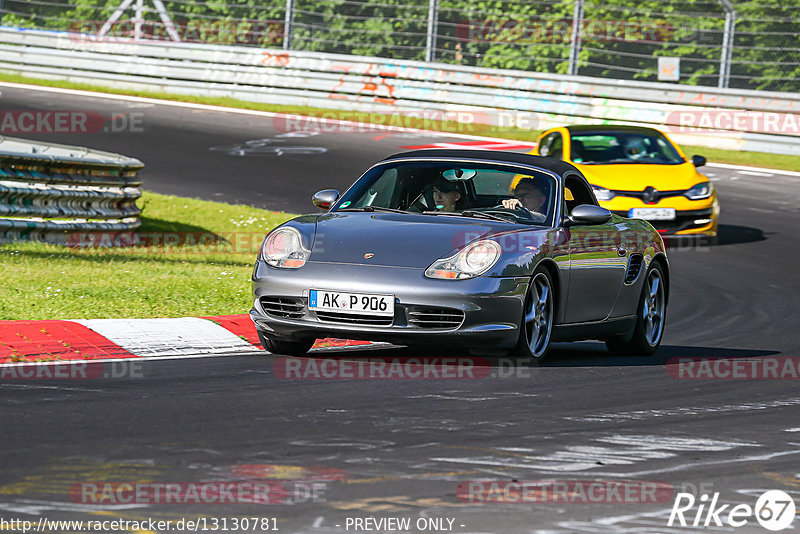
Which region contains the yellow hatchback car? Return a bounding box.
[532,125,719,242]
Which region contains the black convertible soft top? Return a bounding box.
[381,149,580,177]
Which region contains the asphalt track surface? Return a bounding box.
[1,84,800,533]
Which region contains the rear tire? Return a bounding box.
[257,331,314,356]
[605,261,667,355]
[510,267,555,364]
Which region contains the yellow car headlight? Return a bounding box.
[685,182,713,200]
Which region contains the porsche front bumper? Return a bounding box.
[250,260,528,350]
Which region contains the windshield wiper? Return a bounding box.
[461,210,516,222]
[338,206,411,214]
[424,210,516,223]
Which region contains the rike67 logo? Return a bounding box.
[668,490,795,531]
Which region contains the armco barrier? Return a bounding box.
[0,27,798,155]
[0,135,143,244]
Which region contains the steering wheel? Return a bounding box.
[485,205,546,223]
[517,207,546,223]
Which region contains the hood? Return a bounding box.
[576,161,707,191]
[309,212,517,268]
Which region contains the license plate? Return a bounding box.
[309,289,394,316]
[629,208,676,220]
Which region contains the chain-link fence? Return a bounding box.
[1,0,797,92]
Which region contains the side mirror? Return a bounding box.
[692,155,706,167]
[312,189,339,210]
[569,204,612,225]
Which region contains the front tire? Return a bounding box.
[257,331,314,356]
[511,267,555,364]
[605,261,667,355]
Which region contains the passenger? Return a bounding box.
[429,177,462,212]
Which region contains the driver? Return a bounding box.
[502,178,547,219]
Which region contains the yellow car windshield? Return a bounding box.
[571,132,684,165]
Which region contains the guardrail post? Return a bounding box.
[425,0,439,62]
[133,0,143,40]
[719,0,736,89]
[568,0,584,76]
[283,0,294,50]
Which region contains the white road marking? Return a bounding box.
[737,170,774,176]
[0,81,517,144]
[74,317,260,357]
[596,435,754,451]
[709,162,800,177]
[408,394,512,402]
[588,449,800,478]
[745,206,774,213]
[431,435,754,473]
[289,439,395,450]
[1,81,798,173]
[0,352,246,369]
[539,508,734,533]
[0,340,387,370]
[0,384,102,392]
[0,499,143,514]
[565,398,800,423]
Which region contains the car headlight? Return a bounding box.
[425,240,501,280]
[591,185,615,201]
[685,181,713,200]
[261,227,310,268]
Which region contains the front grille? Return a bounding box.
[260,296,305,319]
[612,189,685,204]
[316,311,393,327]
[625,254,643,284]
[407,306,465,329]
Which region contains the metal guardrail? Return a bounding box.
[0,135,143,244]
[0,27,798,156]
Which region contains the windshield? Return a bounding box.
[333,161,558,226]
[571,131,685,165]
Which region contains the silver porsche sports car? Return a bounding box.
[250,150,669,362]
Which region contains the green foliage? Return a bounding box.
[0,191,295,320]
[1,0,797,91]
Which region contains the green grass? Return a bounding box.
[0,71,797,172]
[0,192,297,320]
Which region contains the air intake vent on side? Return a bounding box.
[625,254,644,284]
